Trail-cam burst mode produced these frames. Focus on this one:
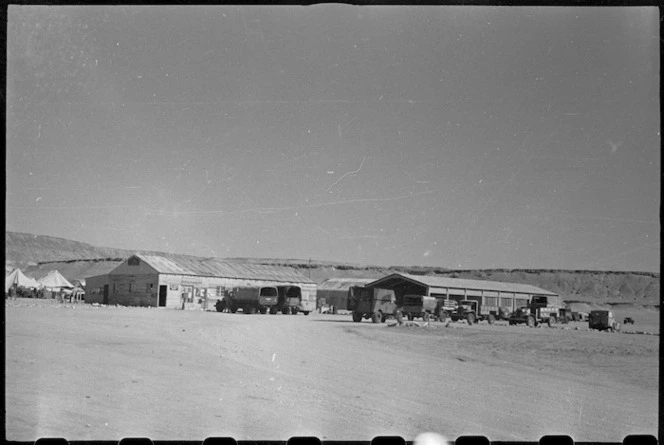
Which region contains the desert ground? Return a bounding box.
[5,299,659,442]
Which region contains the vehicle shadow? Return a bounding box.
[309,318,359,323]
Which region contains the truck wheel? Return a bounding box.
[547,315,557,327]
[527,316,535,327]
[269,307,277,314]
[466,313,475,325]
[380,312,387,323]
[303,311,310,316]
[282,307,291,315]
[371,312,381,323]
[230,306,238,314]
[291,307,299,315]
[487,314,496,325]
[352,311,363,322]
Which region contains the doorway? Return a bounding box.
[158,285,167,307]
[103,285,109,305]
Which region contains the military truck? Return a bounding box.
[400,294,438,321]
[438,298,510,325]
[588,310,621,332]
[274,285,311,315]
[348,286,397,323]
[215,286,279,314]
[508,295,564,327]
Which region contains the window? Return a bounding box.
[128,283,134,293]
[260,287,278,297]
[484,297,498,306]
[499,297,513,307]
[515,298,529,308]
[128,257,140,266]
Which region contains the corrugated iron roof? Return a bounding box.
[133,254,315,284]
[317,277,376,291]
[367,273,558,296]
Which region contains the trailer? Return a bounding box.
[215,286,278,314]
[589,310,621,332]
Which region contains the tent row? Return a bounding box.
[5,268,84,300]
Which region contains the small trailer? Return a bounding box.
[589,310,621,332]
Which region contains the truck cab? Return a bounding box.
[451,300,479,324]
[352,287,397,323]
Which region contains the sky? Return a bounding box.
[6,5,660,272]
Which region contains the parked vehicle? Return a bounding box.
[589,310,621,332]
[275,285,310,315]
[440,298,510,325]
[508,295,565,327]
[436,292,534,325]
[623,317,635,325]
[349,286,397,323]
[400,294,437,321]
[216,286,279,314]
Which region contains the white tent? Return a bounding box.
[5,269,42,292]
[37,270,73,290]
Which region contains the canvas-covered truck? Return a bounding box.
[589,310,621,332]
[215,286,279,314]
[508,295,565,327]
[275,285,311,315]
[348,286,397,323]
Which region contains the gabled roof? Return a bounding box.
[366,272,557,296]
[5,268,42,291]
[37,270,74,289]
[129,254,316,284]
[317,277,376,291]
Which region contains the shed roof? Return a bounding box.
[317,277,376,291]
[132,254,316,284]
[366,273,557,296]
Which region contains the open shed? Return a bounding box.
[365,272,558,313]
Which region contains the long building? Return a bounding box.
[365,272,559,314]
[85,254,317,311]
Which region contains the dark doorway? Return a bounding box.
[158,285,167,307]
[103,285,109,305]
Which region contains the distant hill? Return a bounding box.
[5,231,660,306]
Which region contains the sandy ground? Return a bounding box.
[5,299,659,442]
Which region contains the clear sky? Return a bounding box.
[6,5,660,272]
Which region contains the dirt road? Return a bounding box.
[5,301,658,442]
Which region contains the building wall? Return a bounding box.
[87,257,317,310]
[108,273,161,307]
[85,274,110,304]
